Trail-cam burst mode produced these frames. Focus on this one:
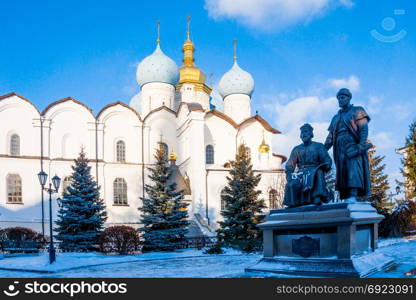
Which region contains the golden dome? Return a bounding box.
[258,136,270,153]
[168,151,177,161]
[176,16,212,95]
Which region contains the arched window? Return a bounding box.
[160,143,169,161]
[62,176,72,193]
[206,145,214,164]
[116,140,126,162]
[7,174,22,203]
[113,178,128,205]
[220,188,227,211]
[10,134,20,156]
[269,189,279,209]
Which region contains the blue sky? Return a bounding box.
[0,0,414,194]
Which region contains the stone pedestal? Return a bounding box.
[246,202,394,277]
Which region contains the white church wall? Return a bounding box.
[204,115,236,167]
[43,100,96,160]
[0,93,286,234]
[256,170,286,210]
[270,154,284,169]
[223,94,251,124]
[237,120,276,169]
[143,108,177,164]
[141,82,175,117]
[0,157,43,226]
[103,163,142,226]
[176,103,190,127]
[98,104,142,164]
[0,95,40,157]
[205,169,229,229]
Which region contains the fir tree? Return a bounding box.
[216,144,266,253]
[325,166,337,202]
[400,120,416,200]
[139,143,189,252]
[368,145,390,209]
[55,149,107,251]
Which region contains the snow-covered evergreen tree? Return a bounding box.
[400,120,416,200]
[325,166,338,202]
[380,200,416,237]
[139,143,189,252]
[216,144,266,253]
[55,149,107,251]
[368,145,390,209]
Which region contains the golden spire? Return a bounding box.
[182,15,195,67]
[156,20,160,44]
[177,15,212,95]
[186,15,191,41]
[258,131,270,153]
[233,39,237,62]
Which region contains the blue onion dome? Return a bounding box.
[218,61,255,98]
[136,44,179,88]
[129,92,141,114]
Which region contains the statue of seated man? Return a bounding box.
[283,123,332,208]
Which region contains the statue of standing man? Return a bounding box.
[325,88,372,201]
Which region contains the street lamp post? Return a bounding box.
[388,185,402,205]
[37,171,61,264]
[41,185,45,236]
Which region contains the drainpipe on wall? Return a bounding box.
[40,117,45,236]
[205,169,210,226]
[141,124,145,200]
[95,120,99,183]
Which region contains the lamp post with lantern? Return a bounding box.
[37,171,61,264]
[388,185,402,207]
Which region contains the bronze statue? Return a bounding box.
[325,88,372,200]
[283,123,332,207]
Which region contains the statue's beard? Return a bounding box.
[338,99,350,108]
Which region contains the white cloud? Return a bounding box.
[270,95,338,157]
[328,75,360,92]
[339,0,354,8]
[371,131,397,151]
[367,96,382,115]
[389,104,412,121]
[204,0,353,31]
[266,89,395,160]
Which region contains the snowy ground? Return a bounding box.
[0,238,414,278]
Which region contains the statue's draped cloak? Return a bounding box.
[326,105,371,199]
[283,141,332,206]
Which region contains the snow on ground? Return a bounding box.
[0,238,414,278]
[378,237,409,247]
[0,248,244,273]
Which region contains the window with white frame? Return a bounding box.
[269,189,279,209]
[116,140,126,162]
[10,134,20,156]
[113,178,128,205]
[220,188,227,211]
[7,174,22,203]
[206,145,214,164]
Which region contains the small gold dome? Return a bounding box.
[169,152,177,161]
[258,137,270,153]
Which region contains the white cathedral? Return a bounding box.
[0,25,287,236]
